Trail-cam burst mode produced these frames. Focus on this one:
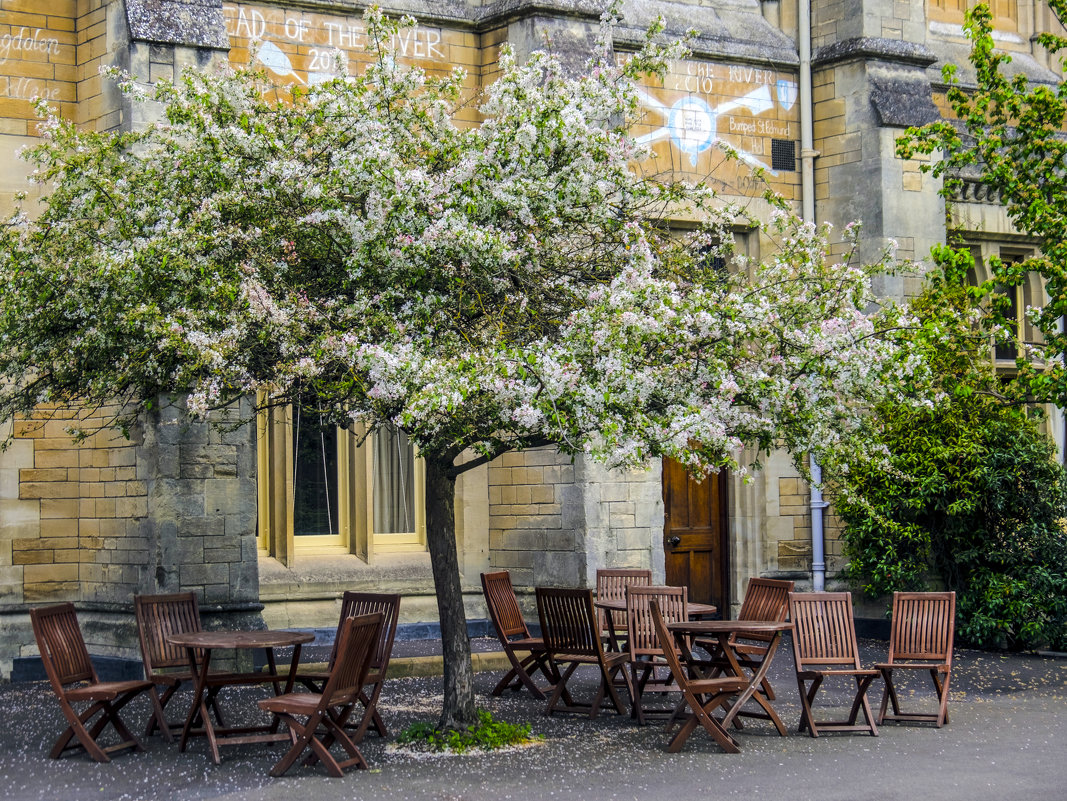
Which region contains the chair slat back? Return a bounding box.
[649,600,690,691]
[482,571,531,641]
[888,591,955,664]
[596,568,652,632]
[323,612,383,706]
[788,592,862,669]
[734,577,794,643]
[30,603,97,691]
[331,592,401,672]
[134,592,202,674]
[626,585,688,660]
[537,587,602,657]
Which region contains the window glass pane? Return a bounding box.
[293,411,339,536]
[373,425,416,534]
[994,284,1019,361]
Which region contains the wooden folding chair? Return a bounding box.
[481,571,554,700]
[695,577,794,702]
[649,600,746,753]
[135,591,226,738]
[259,612,383,777]
[789,591,880,737]
[536,587,634,717]
[626,585,688,725]
[296,592,400,741]
[596,568,652,652]
[30,603,170,763]
[876,591,955,727]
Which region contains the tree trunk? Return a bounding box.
[424,455,478,731]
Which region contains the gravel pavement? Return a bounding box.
[0,639,1064,801]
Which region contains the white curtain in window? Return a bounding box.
[373,425,415,534]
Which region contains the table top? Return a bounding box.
[595,598,718,616]
[666,619,792,635]
[167,630,315,649]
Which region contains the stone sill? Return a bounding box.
[257,551,438,602]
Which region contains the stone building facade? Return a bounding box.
[0,0,1061,677]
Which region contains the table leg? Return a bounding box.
[719,631,788,736]
[264,648,281,697]
[180,646,222,765]
[284,645,303,695]
[603,608,622,653]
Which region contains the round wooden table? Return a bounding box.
[167,629,314,764]
[595,598,718,651]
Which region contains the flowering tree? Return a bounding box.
[0,9,915,729]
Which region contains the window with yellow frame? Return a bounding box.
[929,0,1019,32]
[965,247,1043,368]
[256,405,426,566]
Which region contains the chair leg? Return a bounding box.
[845,675,878,736]
[878,668,900,725]
[631,661,653,725]
[304,705,354,767]
[321,714,369,774]
[146,686,172,743]
[101,698,147,752]
[53,700,111,763]
[544,662,580,716]
[934,670,950,727]
[494,649,552,700]
[796,675,823,737]
[145,683,175,738]
[268,713,315,778]
[667,690,738,754]
[83,691,147,756]
[346,684,388,741]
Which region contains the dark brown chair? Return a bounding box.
[649,600,747,753]
[30,603,170,762]
[695,577,794,702]
[626,585,688,725]
[481,571,554,700]
[259,612,383,777]
[876,591,955,727]
[295,592,400,741]
[789,591,880,737]
[536,587,634,717]
[596,568,652,651]
[134,591,225,737]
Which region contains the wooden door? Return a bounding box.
[662,458,729,613]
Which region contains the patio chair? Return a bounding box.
[626,585,688,725]
[259,612,383,777]
[135,591,226,738]
[30,602,170,763]
[649,600,747,753]
[876,591,956,727]
[481,571,554,700]
[596,568,652,652]
[789,591,881,737]
[694,577,794,702]
[295,591,400,741]
[536,587,634,717]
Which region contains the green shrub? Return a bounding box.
[836,399,1067,651]
[395,709,540,754]
[833,260,1067,652]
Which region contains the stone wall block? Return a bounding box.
[180,562,228,587]
[533,549,582,587]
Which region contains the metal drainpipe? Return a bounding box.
[799,0,826,591]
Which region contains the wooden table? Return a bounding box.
[167,629,314,764]
[595,597,718,652]
[667,619,792,735]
